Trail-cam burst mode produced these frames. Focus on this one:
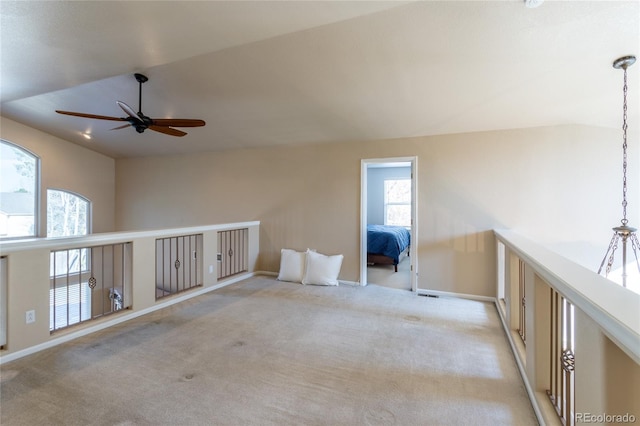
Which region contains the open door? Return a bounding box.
[361,157,418,292]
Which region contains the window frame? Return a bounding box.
[46,188,92,238]
[383,178,412,227]
[0,139,41,240]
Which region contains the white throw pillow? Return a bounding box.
[302,249,343,286]
[277,249,306,283]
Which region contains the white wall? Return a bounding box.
[1,117,116,234]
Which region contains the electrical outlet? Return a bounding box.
[209,265,214,274]
[26,310,36,324]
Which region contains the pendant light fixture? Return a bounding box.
[597,55,640,288]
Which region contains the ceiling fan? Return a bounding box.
[56,73,205,137]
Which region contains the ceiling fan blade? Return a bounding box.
[116,101,144,123]
[149,125,187,137]
[56,110,126,122]
[110,124,132,130]
[151,118,206,128]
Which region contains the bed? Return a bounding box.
[367,224,411,272]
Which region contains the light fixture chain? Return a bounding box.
[605,235,619,276]
[621,66,628,225]
[598,232,619,274]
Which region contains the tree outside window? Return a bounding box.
[384,179,411,227]
[47,189,89,238]
[47,189,90,274]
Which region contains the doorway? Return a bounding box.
[360,157,417,292]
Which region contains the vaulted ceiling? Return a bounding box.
[1,1,638,158]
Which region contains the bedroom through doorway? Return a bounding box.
[360,157,417,292]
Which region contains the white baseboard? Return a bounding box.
[416,288,495,302]
[338,280,361,287]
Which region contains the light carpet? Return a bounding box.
[0,276,537,425]
[367,255,411,291]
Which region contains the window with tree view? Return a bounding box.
[384,178,411,227]
[0,140,39,239]
[47,189,90,237]
[47,189,91,278]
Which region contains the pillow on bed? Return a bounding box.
[277,249,306,283]
[302,249,343,286]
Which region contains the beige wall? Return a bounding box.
[116,124,633,297]
[1,117,116,234]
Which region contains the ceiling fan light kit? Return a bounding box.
[55,73,205,137]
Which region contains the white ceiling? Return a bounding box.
[1,1,638,158]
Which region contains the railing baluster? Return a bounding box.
[155,234,203,300]
[547,288,575,425]
[50,243,131,333]
[518,259,526,343]
[217,229,248,280]
[65,250,70,328]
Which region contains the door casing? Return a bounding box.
[360,156,418,291]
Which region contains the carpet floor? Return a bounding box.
[0,276,537,425]
[367,255,411,291]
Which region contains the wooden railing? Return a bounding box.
[0,222,259,363]
[495,230,639,425]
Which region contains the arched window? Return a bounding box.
[0,140,39,239]
[47,190,91,331]
[47,189,91,237]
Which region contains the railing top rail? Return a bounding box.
[495,229,640,364]
[0,221,260,254]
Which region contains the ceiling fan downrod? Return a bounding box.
[132,73,150,133]
[134,73,148,116]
